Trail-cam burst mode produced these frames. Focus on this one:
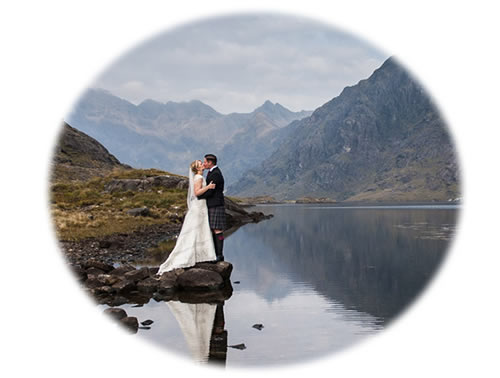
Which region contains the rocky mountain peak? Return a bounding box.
[229,57,460,202]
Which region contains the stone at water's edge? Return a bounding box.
[104,308,127,321]
[176,268,224,291]
[195,261,233,280]
[80,261,234,306]
[137,277,160,293]
[120,316,139,334]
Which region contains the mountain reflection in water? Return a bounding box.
[227,204,457,325]
[115,204,458,365]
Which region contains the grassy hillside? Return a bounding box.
[50,167,188,241]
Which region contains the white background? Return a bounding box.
[1,1,499,377]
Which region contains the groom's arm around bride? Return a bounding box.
[197,156,225,208]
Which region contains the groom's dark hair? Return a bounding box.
[205,154,217,165]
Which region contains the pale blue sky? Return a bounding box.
[93,13,388,114]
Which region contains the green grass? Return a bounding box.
[50,168,188,241]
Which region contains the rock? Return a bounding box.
[138,326,151,330]
[109,264,136,276]
[109,296,129,306]
[228,343,246,350]
[176,268,224,291]
[141,320,154,326]
[112,280,136,293]
[104,176,188,193]
[177,286,232,304]
[149,266,159,275]
[137,277,159,293]
[158,275,177,294]
[233,281,240,284]
[70,264,87,281]
[103,307,127,321]
[94,286,116,295]
[85,267,106,276]
[153,292,175,302]
[85,276,102,289]
[171,268,186,277]
[120,316,139,334]
[126,207,151,217]
[195,261,233,280]
[125,291,151,305]
[158,270,179,281]
[252,324,264,330]
[124,267,150,282]
[84,260,114,273]
[96,274,121,286]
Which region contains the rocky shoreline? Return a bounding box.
[59,198,271,316]
[74,258,234,307]
[85,260,235,334]
[60,222,181,268]
[60,198,272,268]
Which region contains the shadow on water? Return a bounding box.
[227,204,458,325]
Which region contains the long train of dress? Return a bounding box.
[157,174,216,274]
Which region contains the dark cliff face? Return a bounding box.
[52,122,129,181]
[229,57,460,201]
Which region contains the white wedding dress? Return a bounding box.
[157,171,216,275]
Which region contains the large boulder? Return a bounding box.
[176,268,224,291]
[195,261,233,280]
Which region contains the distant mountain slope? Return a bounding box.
[51,122,130,181]
[66,89,312,184]
[229,57,460,202]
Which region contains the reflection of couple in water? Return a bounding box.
[167,301,227,364]
[157,154,229,365]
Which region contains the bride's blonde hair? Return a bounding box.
[190,160,201,174]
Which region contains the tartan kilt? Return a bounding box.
[208,205,226,230]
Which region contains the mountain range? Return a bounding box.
[66,89,311,184]
[228,57,459,201]
[65,56,460,202]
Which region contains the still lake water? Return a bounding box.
[105,203,459,366]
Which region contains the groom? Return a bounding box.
[197,154,226,262]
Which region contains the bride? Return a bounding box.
[157,160,217,275]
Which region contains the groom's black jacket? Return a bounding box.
[197,166,225,208]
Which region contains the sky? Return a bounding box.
[93,13,388,114]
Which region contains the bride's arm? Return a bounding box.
[194,177,215,196]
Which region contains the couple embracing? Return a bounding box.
[157,154,226,275]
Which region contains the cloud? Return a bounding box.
[93,14,388,113]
